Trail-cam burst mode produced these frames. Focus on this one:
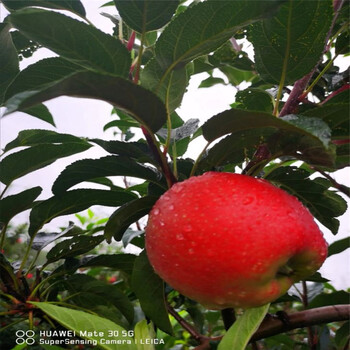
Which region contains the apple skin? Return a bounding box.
[145,172,328,309]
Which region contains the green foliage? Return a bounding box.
[0,0,349,349]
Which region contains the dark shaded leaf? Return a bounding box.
[236,88,274,114]
[0,143,92,186]
[2,0,86,17]
[105,196,157,242]
[305,272,329,283]
[114,0,179,33]
[46,235,104,262]
[90,139,154,163]
[0,24,19,104]
[198,76,226,88]
[122,229,144,248]
[131,250,172,335]
[0,252,17,289]
[266,167,347,234]
[9,8,130,76]
[250,0,333,85]
[335,321,350,348]
[5,71,167,133]
[328,237,350,257]
[63,274,134,324]
[29,189,137,236]
[0,187,42,225]
[4,129,86,152]
[201,109,335,167]
[19,104,55,126]
[302,103,349,140]
[32,222,76,251]
[308,291,350,309]
[80,254,136,275]
[52,156,163,194]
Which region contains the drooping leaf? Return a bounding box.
[4,129,86,152]
[0,143,92,186]
[0,24,19,104]
[30,302,137,350]
[266,167,347,234]
[0,187,42,226]
[327,237,350,257]
[105,196,158,242]
[29,189,137,236]
[19,104,55,126]
[250,0,333,85]
[2,0,86,17]
[9,8,130,76]
[31,222,76,251]
[52,156,163,194]
[46,235,105,262]
[201,109,335,167]
[5,71,167,133]
[218,304,270,350]
[131,251,172,335]
[114,0,179,33]
[80,254,136,275]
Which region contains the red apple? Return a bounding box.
[145,172,328,309]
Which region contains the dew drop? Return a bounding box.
[176,233,184,240]
[214,297,226,305]
[153,208,160,215]
[243,196,253,205]
[188,248,194,254]
[168,204,174,210]
[172,184,182,193]
[160,221,165,226]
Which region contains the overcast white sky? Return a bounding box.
[0,1,349,289]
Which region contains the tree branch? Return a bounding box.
[251,305,350,342]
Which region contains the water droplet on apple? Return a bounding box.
[176,233,184,240]
[172,184,182,193]
[160,221,165,226]
[163,194,170,201]
[169,204,174,210]
[188,248,194,254]
[238,291,247,297]
[153,208,160,215]
[243,196,253,205]
[184,224,192,232]
[214,297,226,305]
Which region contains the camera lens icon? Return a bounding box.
[16,330,35,345]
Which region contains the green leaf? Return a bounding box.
[105,196,158,242]
[141,59,188,113]
[5,71,167,133]
[2,0,86,17]
[266,167,348,234]
[302,103,349,140]
[80,254,136,275]
[131,251,172,335]
[0,24,19,104]
[52,156,162,194]
[0,187,42,225]
[90,139,154,164]
[308,291,350,309]
[114,0,179,33]
[250,0,333,85]
[4,129,86,152]
[11,30,40,59]
[134,320,156,350]
[29,189,137,236]
[236,88,274,114]
[201,109,335,167]
[218,304,270,350]
[328,237,350,257]
[199,76,226,88]
[9,8,130,76]
[19,104,55,126]
[5,57,84,101]
[46,235,104,262]
[0,143,92,186]
[30,302,137,350]
[62,274,134,324]
[335,321,350,348]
